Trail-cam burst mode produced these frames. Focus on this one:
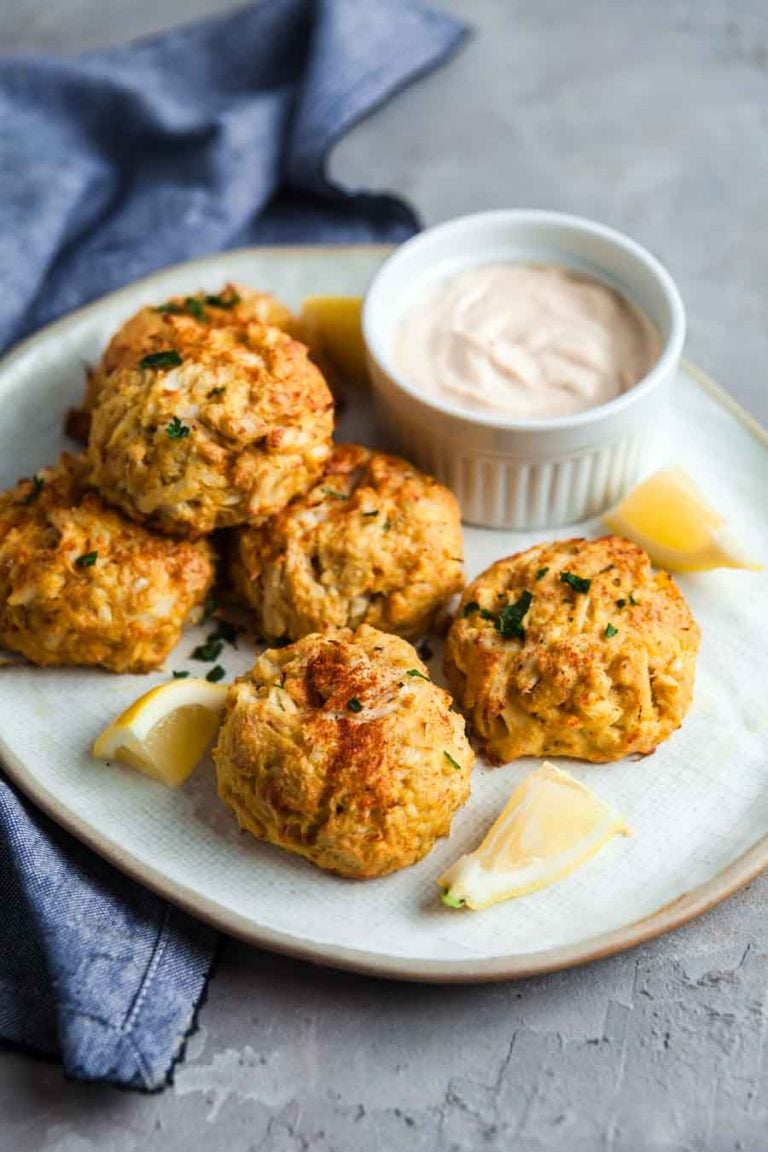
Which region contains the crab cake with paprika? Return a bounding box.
[87,320,333,537]
[75,284,296,427]
[0,455,215,672]
[214,624,474,878]
[230,444,464,641]
[445,535,699,764]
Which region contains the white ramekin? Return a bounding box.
[362,210,686,530]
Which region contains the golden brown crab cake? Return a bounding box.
[0,456,215,673]
[445,536,700,764]
[213,624,474,878]
[229,444,464,642]
[87,322,333,537]
[74,285,296,426]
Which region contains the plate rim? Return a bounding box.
[1,246,767,984]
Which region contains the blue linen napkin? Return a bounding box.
[0,0,467,1089]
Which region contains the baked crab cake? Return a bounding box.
[445,535,700,764]
[214,624,474,878]
[230,443,464,641]
[0,456,215,673]
[74,284,296,428]
[87,320,333,536]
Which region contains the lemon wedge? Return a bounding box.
[299,296,368,385]
[92,677,228,787]
[439,762,630,910]
[603,466,761,572]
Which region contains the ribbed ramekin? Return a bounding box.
[362,210,686,530]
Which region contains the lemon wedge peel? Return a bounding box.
[603,466,762,573]
[92,677,228,787]
[299,296,368,385]
[439,762,630,911]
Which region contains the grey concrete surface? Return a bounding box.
[2,2,768,1149]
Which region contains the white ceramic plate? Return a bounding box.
[2,247,767,983]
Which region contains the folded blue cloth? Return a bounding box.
[0,0,467,1089]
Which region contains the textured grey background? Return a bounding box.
[2,2,768,1150]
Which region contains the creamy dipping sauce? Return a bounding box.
[392,264,661,420]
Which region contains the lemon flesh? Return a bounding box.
[299,296,368,385]
[603,466,761,572]
[439,762,630,911]
[92,678,228,787]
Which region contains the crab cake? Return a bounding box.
[87,321,333,536]
[445,536,700,764]
[214,625,473,878]
[0,456,215,672]
[73,285,296,428]
[230,444,464,642]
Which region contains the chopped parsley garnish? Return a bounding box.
[206,665,226,683]
[21,474,44,505]
[535,567,549,581]
[184,296,207,321]
[494,590,533,640]
[322,487,347,500]
[362,510,379,518]
[166,416,191,440]
[600,564,615,573]
[139,349,182,370]
[629,592,637,606]
[616,598,626,609]
[382,518,392,531]
[172,670,190,679]
[560,571,592,594]
[347,697,363,713]
[192,638,224,662]
[604,623,618,639]
[154,302,185,316]
[207,386,226,399]
[418,640,433,661]
[406,669,429,681]
[204,292,241,310]
[442,891,464,909]
[443,750,462,771]
[75,551,98,568]
[462,601,480,617]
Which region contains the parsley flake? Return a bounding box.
[21,474,44,505]
[535,567,549,581]
[172,670,190,679]
[207,386,226,399]
[322,487,347,500]
[462,601,480,617]
[347,697,363,713]
[167,416,191,440]
[206,665,226,683]
[495,590,533,640]
[443,750,462,771]
[406,669,429,681]
[154,302,185,316]
[75,551,98,568]
[560,571,592,594]
[184,297,207,321]
[629,592,637,606]
[192,638,224,662]
[139,349,182,370]
[362,510,379,518]
[604,623,619,639]
[204,292,241,310]
[616,598,626,609]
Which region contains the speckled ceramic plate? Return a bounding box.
[2,247,767,983]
